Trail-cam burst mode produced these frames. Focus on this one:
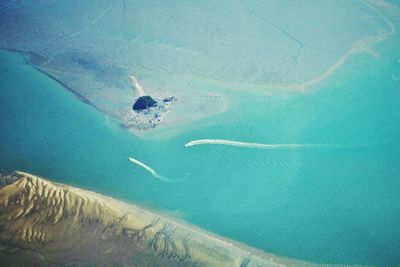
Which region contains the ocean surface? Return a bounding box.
[1,31,400,267]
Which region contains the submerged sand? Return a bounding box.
[1,0,397,134]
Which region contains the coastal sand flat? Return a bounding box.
[1,0,396,132]
[0,171,367,267]
[0,171,297,266]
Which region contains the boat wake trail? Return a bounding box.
[128,156,185,183]
[185,139,344,149]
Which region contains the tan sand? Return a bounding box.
[0,171,368,267]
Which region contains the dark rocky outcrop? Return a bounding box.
[132,95,157,111]
[122,95,177,130]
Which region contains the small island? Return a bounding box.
[120,76,177,130]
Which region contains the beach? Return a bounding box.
[1,1,400,266]
[0,171,318,267]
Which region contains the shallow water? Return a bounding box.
[1,32,400,267]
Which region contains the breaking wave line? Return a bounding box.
[185,139,343,149]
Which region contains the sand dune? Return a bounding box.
[0,171,315,266]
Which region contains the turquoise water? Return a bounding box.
[1,37,400,267]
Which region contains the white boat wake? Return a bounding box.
[128,156,184,183]
[185,139,343,149]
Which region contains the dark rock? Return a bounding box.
[132,95,157,111]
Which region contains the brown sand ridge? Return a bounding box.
[0,171,333,266]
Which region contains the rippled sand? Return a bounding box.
[0,171,323,267]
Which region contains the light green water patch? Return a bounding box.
[132,31,400,266]
[1,31,400,267]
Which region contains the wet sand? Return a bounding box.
[1,0,396,136]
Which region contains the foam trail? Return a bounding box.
[185,139,342,149]
[128,156,173,183]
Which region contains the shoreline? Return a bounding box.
[0,171,332,267]
[0,2,399,266]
